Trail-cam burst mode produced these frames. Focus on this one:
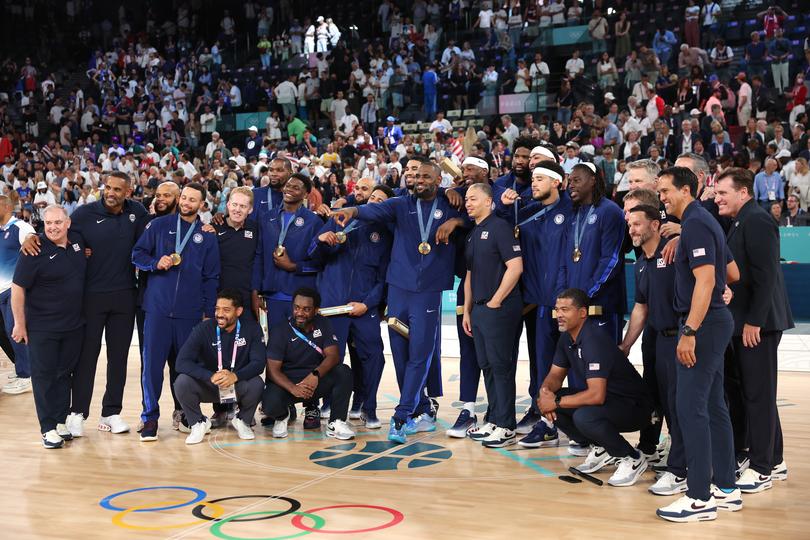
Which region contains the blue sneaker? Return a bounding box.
[388,418,407,444]
[404,413,437,435]
[516,410,544,434]
[518,422,559,448]
[446,409,477,438]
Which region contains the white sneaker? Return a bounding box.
[2,376,32,394]
[481,426,516,448]
[772,460,788,481]
[348,409,362,420]
[568,440,591,456]
[649,471,688,496]
[326,419,356,440]
[468,422,495,441]
[657,495,717,522]
[578,446,615,474]
[711,485,743,511]
[98,415,130,434]
[42,430,64,449]
[640,449,663,466]
[185,418,212,445]
[231,416,255,440]
[608,454,648,487]
[65,412,85,437]
[56,423,73,441]
[272,411,290,438]
[736,467,773,493]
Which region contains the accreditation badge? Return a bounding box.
[218,384,237,404]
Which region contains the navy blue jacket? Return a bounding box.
[252,205,321,296]
[132,214,220,319]
[176,318,266,382]
[251,186,284,222]
[356,194,461,293]
[308,217,392,310]
[515,192,574,306]
[556,198,627,314]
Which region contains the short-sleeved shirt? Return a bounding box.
[266,315,339,382]
[214,219,258,302]
[634,237,678,331]
[553,318,650,403]
[465,214,522,304]
[674,200,732,313]
[13,233,86,332]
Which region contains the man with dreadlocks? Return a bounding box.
[556,162,627,348]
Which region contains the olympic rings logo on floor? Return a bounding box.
[98,486,405,538]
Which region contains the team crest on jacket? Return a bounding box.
[72,243,81,252]
[554,213,565,225]
[295,217,305,227]
[588,214,597,224]
[313,328,322,338]
[433,209,443,219]
[193,233,203,244]
[245,230,253,239]
[129,214,136,222]
[370,232,380,243]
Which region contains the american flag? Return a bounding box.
[450,137,464,161]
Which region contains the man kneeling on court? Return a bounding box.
[538,288,653,487]
[174,289,266,444]
[262,287,355,440]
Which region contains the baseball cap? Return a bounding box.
[248,125,258,132]
[604,92,615,101]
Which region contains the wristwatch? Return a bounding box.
[682,325,697,337]
[311,368,321,378]
[554,394,562,407]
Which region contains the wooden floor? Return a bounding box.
[0,345,807,540]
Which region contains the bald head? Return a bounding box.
[354,177,376,204]
[155,181,180,215]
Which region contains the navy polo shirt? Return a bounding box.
[553,318,650,402]
[673,200,733,313]
[13,233,87,332]
[634,237,678,331]
[465,214,522,303]
[175,318,266,382]
[266,315,339,382]
[69,199,148,293]
[214,219,258,302]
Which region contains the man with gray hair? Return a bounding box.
[11,205,87,449]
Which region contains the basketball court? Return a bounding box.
[0,326,807,539]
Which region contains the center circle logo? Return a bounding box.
[310,441,452,471]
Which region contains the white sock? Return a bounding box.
[463,402,475,414]
[540,415,554,428]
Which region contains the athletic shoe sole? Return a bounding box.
[608,462,648,487]
[139,435,158,442]
[568,446,591,457]
[649,484,688,496]
[388,435,407,444]
[482,437,517,448]
[518,436,560,448]
[657,510,717,523]
[446,425,475,438]
[42,441,64,449]
[737,481,773,493]
[98,423,130,434]
[716,499,743,512]
[326,430,355,440]
[2,385,32,395]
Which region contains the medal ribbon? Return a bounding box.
[517,199,560,229]
[416,197,439,247]
[573,206,596,255]
[277,211,295,249]
[175,214,197,255]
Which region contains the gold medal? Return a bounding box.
[418,242,432,255]
[170,253,182,266]
[335,231,347,244]
[572,248,582,263]
[274,245,286,257]
[514,226,520,239]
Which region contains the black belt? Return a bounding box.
[660,328,679,337]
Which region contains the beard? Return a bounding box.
[156,200,178,216]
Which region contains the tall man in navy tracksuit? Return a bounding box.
[252,157,291,221]
[501,161,574,448]
[251,173,322,330]
[132,182,220,441]
[308,184,393,429]
[333,162,461,444]
[556,162,626,345]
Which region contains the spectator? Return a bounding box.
[754,158,785,210]
[588,10,609,55]
[745,31,767,79]
[565,50,585,80]
[684,0,701,48]
[781,194,807,225]
[768,28,791,94]
[653,24,679,68]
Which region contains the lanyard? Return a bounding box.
[175,214,197,255]
[574,206,596,253]
[216,320,241,371]
[512,179,520,225]
[278,211,295,248]
[416,197,439,245]
[517,199,560,228]
[289,322,323,356]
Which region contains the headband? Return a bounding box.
[580,162,597,174]
[530,146,556,160]
[532,166,563,182]
[462,156,489,170]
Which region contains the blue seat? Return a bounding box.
[725,21,742,42]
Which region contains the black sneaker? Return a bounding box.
[515,410,544,434]
[288,404,298,422]
[211,411,229,429]
[140,420,158,442]
[429,397,440,419]
[303,407,320,430]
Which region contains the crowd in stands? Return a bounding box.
[0,0,808,227]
